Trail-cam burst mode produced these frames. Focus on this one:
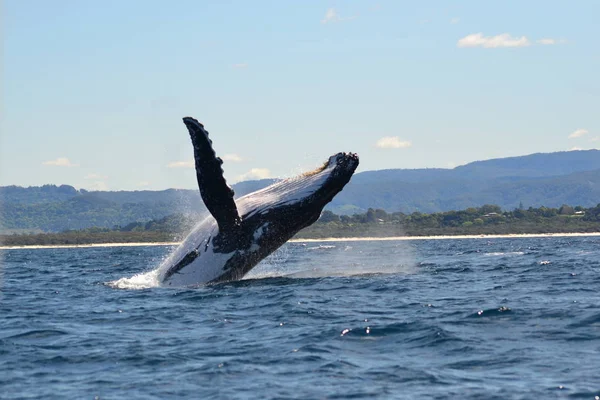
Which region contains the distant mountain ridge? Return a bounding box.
[1,150,599,232]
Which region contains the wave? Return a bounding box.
[3,329,69,341]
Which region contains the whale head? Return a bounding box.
[237,152,359,223]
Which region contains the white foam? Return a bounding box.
[307,245,336,250]
[108,269,161,290]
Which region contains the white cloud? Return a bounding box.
[233,63,248,69]
[537,38,556,45]
[87,181,109,191]
[237,168,271,182]
[450,17,460,24]
[83,173,108,190]
[321,8,356,24]
[375,136,412,149]
[42,157,78,167]
[570,146,583,151]
[568,129,589,139]
[591,136,599,142]
[137,181,151,187]
[167,161,194,168]
[457,33,531,48]
[321,8,337,23]
[222,153,244,162]
[85,173,108,180]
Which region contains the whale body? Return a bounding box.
[158,117,358,286]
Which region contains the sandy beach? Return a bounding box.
[1,232,599,250]
[0,242,180,251]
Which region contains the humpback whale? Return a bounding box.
[158,117,358,286]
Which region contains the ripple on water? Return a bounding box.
[2,238,600,398]
[3,329,70,341]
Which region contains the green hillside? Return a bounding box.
[2,204,599,247]
[1,150,599,233]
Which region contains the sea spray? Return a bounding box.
[298,221,418,278]
[249,222,418,280]
[108,247,175,289]
[282,239,417,279]
[243,244,293,280]
[108,222,418,287]
[108,268,162,290]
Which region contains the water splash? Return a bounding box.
[109,235,418,288]
[108,269,161,290]
[243,246,292,280]
[284,261,417,279]
[247,239,418,280]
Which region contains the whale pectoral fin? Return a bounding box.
[183,117,241,232]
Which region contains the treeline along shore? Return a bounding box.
[1,203,599,247]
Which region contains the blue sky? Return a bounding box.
[2,1,598,191]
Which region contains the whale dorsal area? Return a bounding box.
[183,117,241,232]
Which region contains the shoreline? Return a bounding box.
[293,232,600,242]
[1,232,599,250]
[0,242,181,251]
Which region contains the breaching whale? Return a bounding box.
[158,117,358,286]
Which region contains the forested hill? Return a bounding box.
[1,150,599,232]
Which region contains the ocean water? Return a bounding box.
[1,236,600,399]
